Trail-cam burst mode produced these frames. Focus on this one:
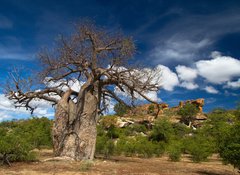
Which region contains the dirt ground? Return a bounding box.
[0,149,238,175]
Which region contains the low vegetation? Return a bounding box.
[0,105,239,172]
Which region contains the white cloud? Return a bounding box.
[176,65,198,81]
[0,94,54,120]
[180,82,198,90]
[204,86,219,94]
[147,9,240,66]
[196,52,240,84]
[0,112,12,121]
[225,79,240,89]
[151,39,211,64]
[156,65,179,91]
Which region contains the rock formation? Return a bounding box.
[179,98,204,112]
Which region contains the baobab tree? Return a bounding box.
[5,21,161,161]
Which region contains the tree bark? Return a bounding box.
[52,89,98,160]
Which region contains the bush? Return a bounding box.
[148,104,155,114]
[105,125,119,139]
[114,136,165,158]
[172,123,190,138]
[95,135,115,158]
[21,117,53,148]
[79,160,93,171]
[177,103,199,126]
[167,140,182,161]
[184,135,214,162]
[114,103,129,116]
[149,119,174,143]
[219,122,240,169]
[0,128,36,165]
[201,109,233,152]
[100,115,118,129]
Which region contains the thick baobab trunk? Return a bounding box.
[52,89,98,160]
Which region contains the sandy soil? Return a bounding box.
[0,149,238,175]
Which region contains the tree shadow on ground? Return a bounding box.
[95,156,142,163]
[196,170,235,175]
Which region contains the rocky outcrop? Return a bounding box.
[100,98,207,129]
[179,98,204,112]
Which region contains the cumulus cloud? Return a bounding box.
[0,112,12,121]
[225,79,240,89]
[204,86,219,94]
[175,65,198,90]
[175,65,198,81]
[151,39,211,65]
[156,65,179,91]
[179,82,199,90]
[0,94,54,121]
[196,52,240,84]
[148,9,240,66]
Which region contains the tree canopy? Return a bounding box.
[6,20,161,114]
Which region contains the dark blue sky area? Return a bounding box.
[0,0,240,119]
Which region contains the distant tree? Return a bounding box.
[0,127,35,166]
[149,119,174,143]
[114,103,129,116]
[5,20,161,161]
[177,103,199,127]
[148,104,155,114]
[219,122,240,170]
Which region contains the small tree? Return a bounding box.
[219,122,240,170]
[114,103,129,116]
[177,103,199,127]
[148,104,155,114]
[0,128,35,166]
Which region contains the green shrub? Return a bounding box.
[79,160,93,171]
[148,104,155,114]
[114,103,129,116]
[177,103,199,126]
[106,125,120,139]
[172,123,190,138]
[95,135,114,158]
[131,124,147,133]
[219,122,240,169]
[114,136,165,158]
[149,119,174,143]
[0,129,36,165]
[100,115,118,129]
[167,140,182,161]
[200,109,233,152]
[184,135,214,162]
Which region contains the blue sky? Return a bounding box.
[0,0,240,120]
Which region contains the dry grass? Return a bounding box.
[0,149,238,175]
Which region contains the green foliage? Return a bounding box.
[106,125,120,139]
[201,109,233,152]
[114,136,165,158]
[148,104,155,114]
[0,128,36,165]
[122,124,148,136]
[20,117,53,148]
[167,140,182,162]
[177,103,199,125]
[79,160,93,171]
[0,117,52,165]
[149,119,174,143]
[114,103,129,116]
[219,122,240,169]
[100,115,118,129]
[183,135,214,162]
[95,135,114,158]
